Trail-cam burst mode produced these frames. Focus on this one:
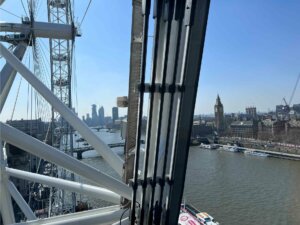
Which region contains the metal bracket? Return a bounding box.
[184,0,193,26]
[138,83,185,93]
[129,176,166,190]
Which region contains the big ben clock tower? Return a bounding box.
[214,95,224,132]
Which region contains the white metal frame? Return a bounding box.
[12,206,128,225]
[0,42,130,224]
[0,43,124,176]
[0,1,128,223]
[0,42,27,112]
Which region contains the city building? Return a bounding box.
[286,119,300,145]
[293,104,300,114]
[214,95,224,133]
[291,104,300,119]
[258,119,286,140]
[230,120,258,138]
[6,119,46,140]
[246,107,257,119]
[191,120,213,138]
[105,116,113,126]
[276,104,289,120]
[91,104,98,126]
[112,107,119,124]
[85,113,91,126]
[98,106,105,126]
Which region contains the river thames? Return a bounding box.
[76,130,300,225]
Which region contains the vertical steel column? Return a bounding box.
[138,1,162,224]
[166,0,210,224]
[47,0,75,214]
[130,0,151,223]
[138,1,175,224]
[130,0,210,224]
[123,0,144,187]
[157,0,185,219]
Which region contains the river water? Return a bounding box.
[76,130,300,225]
[184,148,300,225]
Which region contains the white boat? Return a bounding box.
[223,145,239,152]
[200,143,218,150]
[244,150,269,157]
[179,204,219,225]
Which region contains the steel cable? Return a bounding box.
[79,0,92,26]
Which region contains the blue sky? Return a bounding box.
[1,0,300,121]
[200,0,300,114]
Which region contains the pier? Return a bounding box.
[242,148,300,160]
[219,145,300,160]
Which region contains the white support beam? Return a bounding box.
[1,123,131,200]
[0,42,124,176]
[0,42,27,112]
[0,181,15,225]
[0,21,75,40]
[7,181,37,221]
[0,142,15,224]
[12,206,128,225]
[6,167,121,204]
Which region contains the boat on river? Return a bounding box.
[179,204,219,225]
[244,150,269,157]
[223,145,239,152]
[200,143,218,150]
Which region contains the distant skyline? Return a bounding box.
[1,0,299,121]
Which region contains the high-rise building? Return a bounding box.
[86,113,91,126]
[98,106,105,126]
[214,95,224,132]
[293,104,300,114]
[246,107,257,119]
[91,104,98,126]
[112,107,119,123]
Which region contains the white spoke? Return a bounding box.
[0,142,15,224]
[1,122,131,200]
[7,181,37,221]
[0,43,27,112]
[0,42,124,176]
[12,206,128,225]
[6,168,121,204]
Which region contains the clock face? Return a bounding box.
[215,106,223,113]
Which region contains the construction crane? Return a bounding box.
[281,73,300,117]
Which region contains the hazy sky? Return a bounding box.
[1,0,300,121]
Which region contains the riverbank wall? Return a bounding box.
[219,137,300,156]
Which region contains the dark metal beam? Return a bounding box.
[166,0,210,224]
